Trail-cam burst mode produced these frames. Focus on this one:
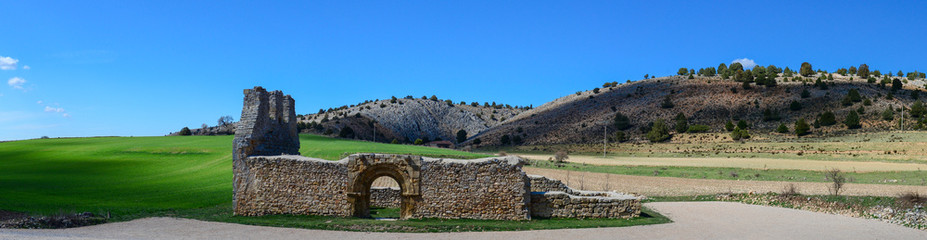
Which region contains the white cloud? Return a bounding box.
[8,77,25,89]
[36,100,43,104]
[732,58,757,69]
[22,65,30,70]
[0,56,18,70]
[44,106,65,113]
[62,113,71,118]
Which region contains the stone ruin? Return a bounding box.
[233,86,641,220]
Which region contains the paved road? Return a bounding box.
[2,202,924,240]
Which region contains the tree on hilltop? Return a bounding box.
[800,62,814,77]
[857,64,870,78]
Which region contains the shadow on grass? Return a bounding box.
[137,203,671,233]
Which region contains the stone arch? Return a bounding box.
[345,154,421,219]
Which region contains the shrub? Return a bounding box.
[614,112,632,130]
[678,67,688,75]
[777,124,789,133]
[391,139,399,144]
[456,129,468,143]
[661,96,674,109]
[789,100,802,111]
[725,120,735,132]
[414,138,423,145]
[863,98,872,106]
[730,127,750,140]
[674,113,688,133]
[473,138,482,145]
[897,192,927,207]
[687,124,710,133]
[800,89,811,98]
[892,79,903,91]
[612,131,629,142]
[781,184,799,197]
[647,119,671,142]
[794,118,810,136]
[845,110,861,129]
[762,108,781,121]
[430,95,439,101]
[179,127,192,136]
[912,100,926,118]
[819,111,837,126]
[737,120,748,129]
[847,89,862,102]
[338,126,355,138]
[554,151,569,167]
[500,135,511,145]
[825,168,847,196]
[882,108,894,121]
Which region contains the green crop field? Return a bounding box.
[0,134,487,216]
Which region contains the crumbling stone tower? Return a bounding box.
[233,86,299,208]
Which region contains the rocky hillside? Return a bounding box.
[470,73,927,146]
[299,97,529,144]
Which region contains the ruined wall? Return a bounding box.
[528,174,570,192]
[527,175,640,219]
[416,157,531,220]
[370,187,401,208]
[234,156,351,216]
[231,86,638,220]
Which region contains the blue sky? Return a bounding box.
[1,1,926,140]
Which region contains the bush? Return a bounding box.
[674,113,688,133]
[500,135,511,145]
[825,168,846,196]
[912,100,926,118]
[614,112,632,130]
[789,100,802,111]
[892,79,903,91]
[554,151,569,167]
[857,64,869,78]
[882,108,895,121]
[776,124,789,133]
[456,129,468,143]
[687,124,710,133]
[179,127,192,136]
[845,111,861,129]
[725,120,735,132]
[414,138,424,145]
[473,138,482,145]
[391,139,399,144]
[847,89,862,102]
[800,89,811,98]
[819,111,837,126]
[338,126,355,138]
[737,120,748,129]
[661,96,674,109]
[647,119,671,142]
[730,127,750,140]
[794,118,810,136]
[612,131,629,142]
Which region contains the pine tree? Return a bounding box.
[647,119,671,142]
[777,123,789,133]
[794,118,810,136]
[674,113,688,133]
[845,111,861,129]
[800,62,814,77]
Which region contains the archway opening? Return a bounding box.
[369,176,401,219]
[351,166,414,219]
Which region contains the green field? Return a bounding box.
[0,134,487,216]
[0,134,666,231]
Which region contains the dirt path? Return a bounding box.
[2,202,923,240]
[518,153,927,172]
[524,167,927,196]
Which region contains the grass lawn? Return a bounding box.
[0,134,668,231]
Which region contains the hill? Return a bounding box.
[471,72,927,146]
[298,97,529,145]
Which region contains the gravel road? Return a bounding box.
[2,202,924,240]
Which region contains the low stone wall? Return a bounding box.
[417,157,531,220]
[527,175,640,219]
[233,155,351,217]
[370,187,401,208]
[528,174,570,193]
[530,191,640,219]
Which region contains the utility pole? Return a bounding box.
[603,125,607,157]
